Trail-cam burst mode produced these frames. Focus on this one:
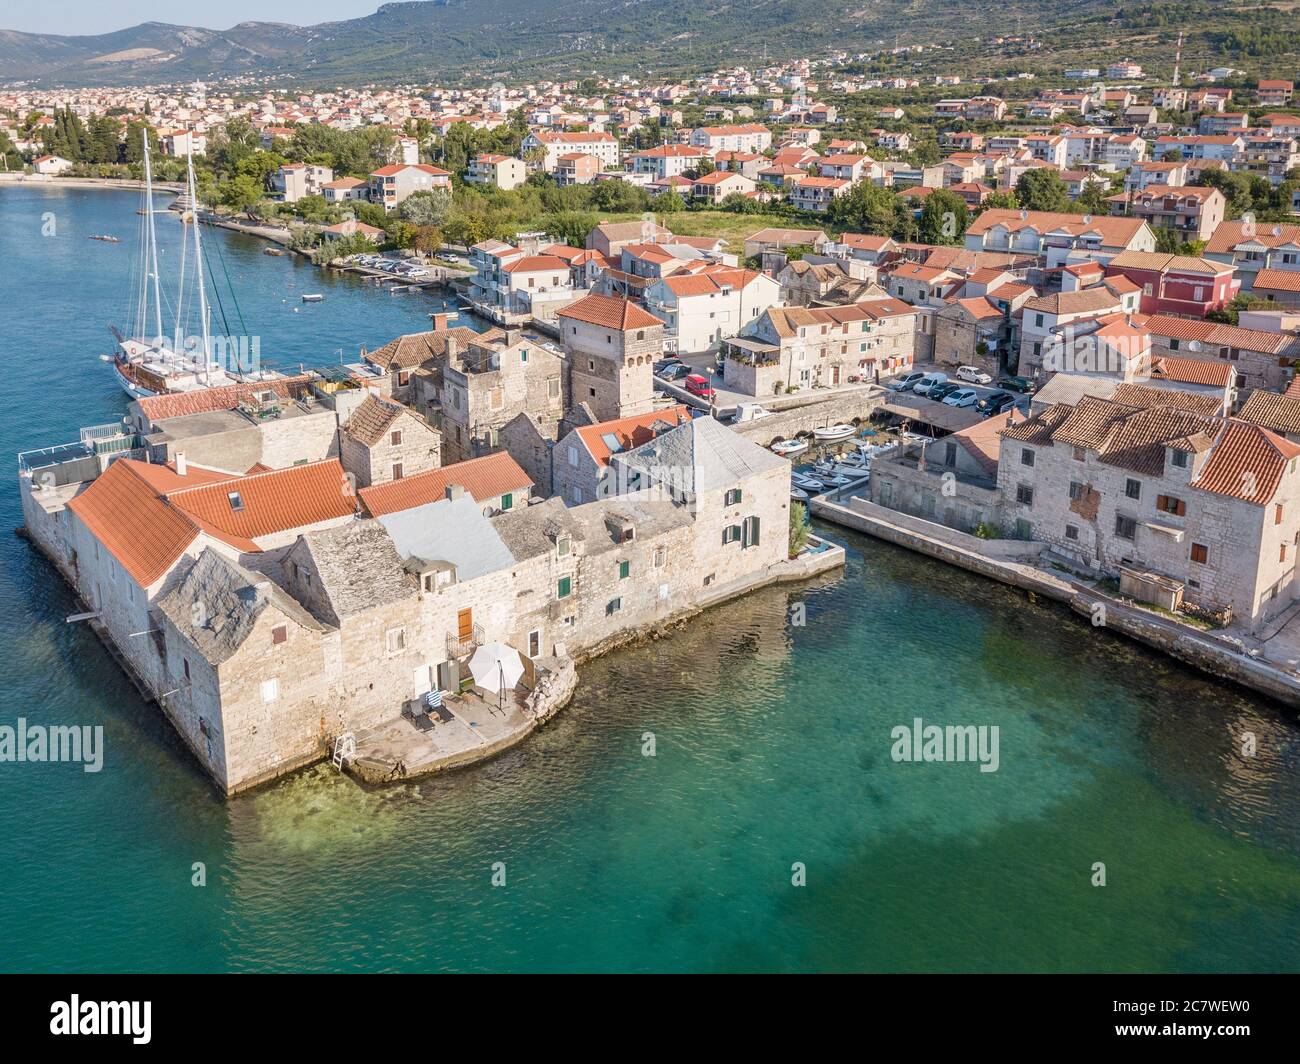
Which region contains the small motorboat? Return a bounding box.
[813,423,855,442]
[792,473,828,493]
[771,438,809,457]
[301,293,324,302]
[88,234,120,242]
[790,486,811,502]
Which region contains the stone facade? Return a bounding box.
[998,397,1300,630]
[560,314,662,422]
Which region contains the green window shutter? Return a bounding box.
[557,577,571,599]
[501,493,513,511]
[618,560,630,579]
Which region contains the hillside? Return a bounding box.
[0,1,1297,88]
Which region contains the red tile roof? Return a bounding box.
[166,459,356,541]
[1253,269,1300,294]
[557,294,663,331]
[1195,421,1300,504]
[358,453,532,516]
[134,374,316,423]
[573,406,691,467]
[66,460,202,587]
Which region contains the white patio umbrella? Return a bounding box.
[468,643,525,693]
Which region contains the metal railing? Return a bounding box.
[446,623,484,659]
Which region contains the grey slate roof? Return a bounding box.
[611,414,785,496]
[492,496,581,562]
[158,547,324,665]
[293,519,414,625]
[377,495,516,581]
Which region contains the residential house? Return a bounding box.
[368,163,451,211]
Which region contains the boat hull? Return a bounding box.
[112,360,161,400]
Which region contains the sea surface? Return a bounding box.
[1,185,1299,973]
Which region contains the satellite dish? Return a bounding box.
[1188,340,1202,352]
[1019,209,1028,220]
[1273,225,1283,237]
[1083,214,1092,224]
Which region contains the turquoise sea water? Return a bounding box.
[1,186,1299,973]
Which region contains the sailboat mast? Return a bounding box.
[187,149,211,384]
[142,131,165,345]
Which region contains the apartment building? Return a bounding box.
[368,162,452,210]
[998,395,1300,631]
[466,153,528,190]
[642,268,782,353]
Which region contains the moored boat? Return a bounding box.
[813,423,855,442]
[771,437,810,457]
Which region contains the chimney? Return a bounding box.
[431,312,451,331]
[445,336,461,370]
[445,483,465,501]
[504,327,522,346]
[175,453,188,477]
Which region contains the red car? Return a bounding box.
[684,373,715,400]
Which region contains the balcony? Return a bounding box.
[446,623,484,659]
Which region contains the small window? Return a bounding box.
[183,658,190,681]
[557,576,572,599]
[556,534,570,557]
[724,487,743,506]
[500,493,513,511]
[392,462,403,480]
[386,627,407,653]
[1282,543,1288,564]
[1020,448,1034,467]
[227,491,245,512]
[398,371,410,386]
[1016,484,1033,507]
[1115,514,1137,540]
[618,560,630,579]
[1065,524,1079,541]
[723,524,741,545]
[653,546,666,567]
[260,678,279,703]
[1171,449,1189,469]
[1125,479,1141,500]
[1276,504,1284,526]
[1068,482,1085,501]
[272,625,287,645]
[606,597,622,615]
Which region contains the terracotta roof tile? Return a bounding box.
[1194,421,1300,504]
[573,406,692,468]
[66,460,201,587]
[556,294,663,331]
[358,453,532,516]
[135,374,316,423]
[167,459,356,540]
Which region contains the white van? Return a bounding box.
[912,371,948,395]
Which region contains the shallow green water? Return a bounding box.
[1,186,1299,972]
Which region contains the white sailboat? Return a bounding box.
[109,133,277,399]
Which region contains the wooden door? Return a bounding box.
[457,608,473,641]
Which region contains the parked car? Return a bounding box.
[888,371,927,392]
[975,391,1016,417]
[653,356,682,375]
[911,371,949,395]
[658,363,691,382]
[956,365,993,385]
[999,375,1036,395]
[731,402,773,424]
[926,381,962,402]
[684,374,715,400]
[943,388,979,408]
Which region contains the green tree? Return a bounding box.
[398,188,453,228]
[918,189,969,245]
[543,210,599,248]
[1015,168,1072,213]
